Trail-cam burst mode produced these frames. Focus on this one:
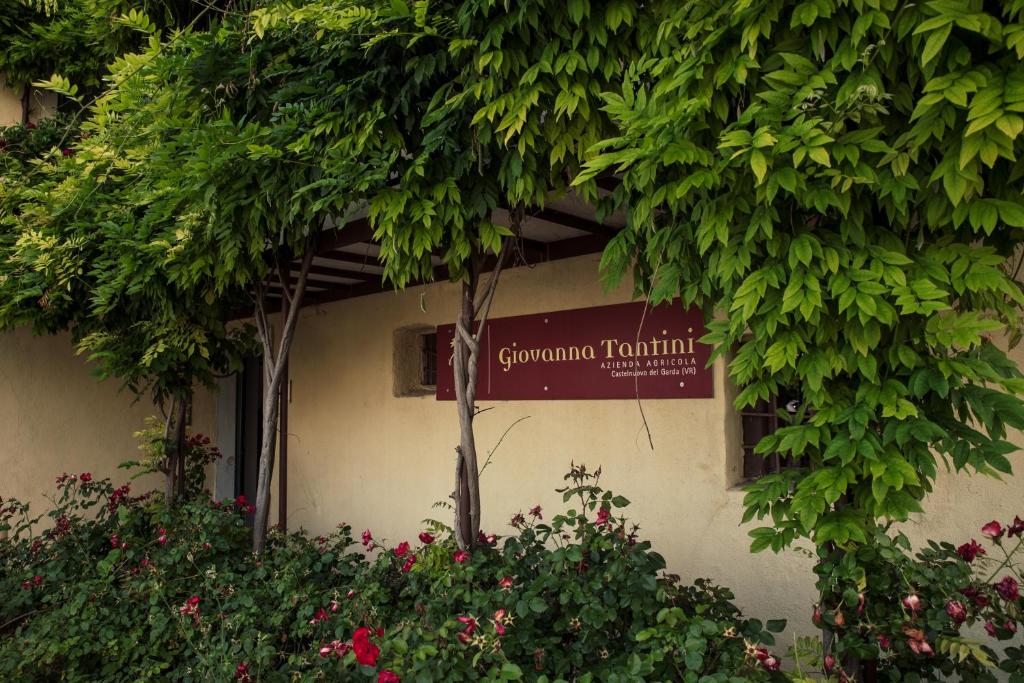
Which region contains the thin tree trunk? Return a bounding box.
[251,237,315,554]
[176,395,188,499]
[162,396,186,508]
[452,208,520,549]
[20,85,29,125]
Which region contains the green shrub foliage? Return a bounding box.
[583,0,1024,552]
[0,462,786,682]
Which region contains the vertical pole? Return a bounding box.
[278,262,290,532]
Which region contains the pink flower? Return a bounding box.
[1006,620,1019,634]
[908,639,933,655]
[902,594,922,613]
[319,639,350,658]
[394,541,410,558]
[945,600,967,625]
[823,654,836,674]
[994,576,1019,601]
[79,472,92,482]
[982,520,1004,540]
[309,607,330,625]
[378,671,400,683]
[985,621,998,637]
[878,634,891,650]
[761,655,780,671]
[529,505,542,519]
[234,662,250,682]
[499,576,513,590]
[957,540,985,563]
[493,609,508,636]
[477,531,497,545]
[361,529,373,547]
[418,532,434,544]
[453,549,471,564]
[401,554,417,573]
[595,507,611,526]
[346,589,356,599]
[330,600,339,613]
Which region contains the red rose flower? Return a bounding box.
[878,634,891,650]
[61,148,73,157]
[235,494,248,507]
[529,505,542,519]
[352,627,380,666]
[981,520,1004,540]
[453,549,471,563]
[499,576,513,590]
[401,554,417,573]
[361,529,373,547]
[595,507,611,526]
[761,655,780,671]
[823,654,836,674]
[308,607,330,625]
[994,576,1019,601]
[957,539,985,563]
[235,662,250,682]
[945,600,967,625]
[1009,516,1024,538]
[394,541,410,557]
[960,586,990,607]
[418,532,434,544]
[378,670,400,683]
[456,615,478,643]
[985,621,997,637]
[79,472,92,482]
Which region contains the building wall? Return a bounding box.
[274,252,1024,637]
[0,326,217,517]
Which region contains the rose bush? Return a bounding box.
[1,459,786,681]
[797,523,1024,682]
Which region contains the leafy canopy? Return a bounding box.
[582,0,1024,551]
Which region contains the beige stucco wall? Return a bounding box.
[0,327,217,517]
[0,76,58,126]
[270,252,1024,638]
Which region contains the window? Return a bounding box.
[741,386,808,479]
[420,332,437,387]
[393,326,438,397]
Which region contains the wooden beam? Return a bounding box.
[316,218,375,254]
[316,249,385,269]
[530,207,620,238]
[546,233,612,261]
[307,263,380,283]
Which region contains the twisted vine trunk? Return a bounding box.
[162,396,187,507]
[252,237,315,554]
[453,208,520,549]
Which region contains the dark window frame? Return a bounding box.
[740,389,808,480]
[420,332,438,388]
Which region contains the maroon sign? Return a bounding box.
[436,300,713,400]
